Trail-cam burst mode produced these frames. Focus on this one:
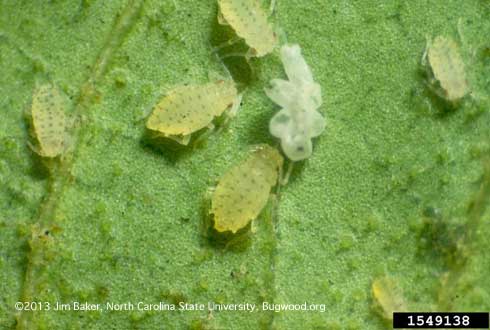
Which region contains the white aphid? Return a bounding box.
[265,44,325,161]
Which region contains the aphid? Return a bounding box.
[265,44,325,161]
[146,80,240,145]
[372,276,408,321]
[210,144,283,233]
[217,0,277,57]
[29,83,68,158]
[423,35,469,102]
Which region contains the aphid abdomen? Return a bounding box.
[211,145,283,233]
[218,0,276,57]
[146,81,237,137]
[31,84,67,157]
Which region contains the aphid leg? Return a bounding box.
[212,36,243,54]
[213,93,242,137]
[274,26,288,46]
[192,123,215,147]
[269,192,279,225]
[62,131,74,154]
[217,9,228,26]
[205,187,215,201]
[421,35,430,67]
[422,98,434,114]
[23,103,32,119]
[250,219,257,234]
[210,51,234,81]
[226,93,242,119]
[217,52,251,61]
[136,105,155,123]
[280,161,293,186]
[168,134,191,146]
[180,135,191,145]
[27,140,44,157]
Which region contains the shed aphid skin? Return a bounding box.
[146,80,240,145]
[210,145,283,234]
[29,83,69,158]
[270,107,325,161]
[372,276,408,321]
[422,35,469,102]
[265,44,325,162]
[217,0,277,58]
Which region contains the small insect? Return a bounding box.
[217,0,277,57]
[265,44,325,161]
[146,80,240,145]
[422,35,469,102]
[372,276,408,321]
[210,144,283,233]
[29,83,69,158]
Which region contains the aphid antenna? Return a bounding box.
[211,36,243,55]
[274,26,289,47]
[457,17,468,48]
[0,32,36,63]
[421,34,432,65]
[210,51,234,81]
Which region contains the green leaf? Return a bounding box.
[1,0,489,329]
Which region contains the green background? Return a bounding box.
[1,0,489,329]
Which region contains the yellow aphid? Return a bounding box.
[211,145,283,233]
[217,0,277,57]
[372,276,408,321]
[425,36,468,102]
[31,83,67,158]
[146,80,238,145]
